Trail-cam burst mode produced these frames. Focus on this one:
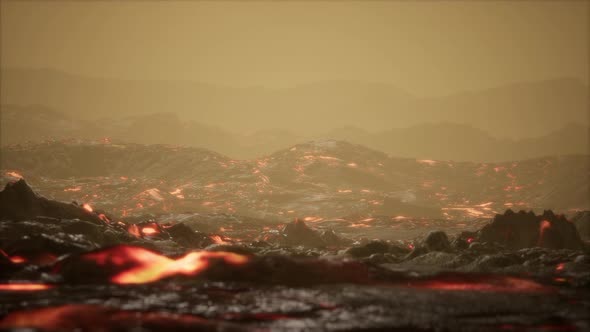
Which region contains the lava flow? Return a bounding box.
[0,283,54,291]
[78,245,249,284]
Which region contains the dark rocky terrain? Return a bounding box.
[1,141,589,330]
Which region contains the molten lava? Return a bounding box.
[142,227,158,235]
[210,235,229,244]
[0,283,53,291]
[82,203,93,213]
[5,171,23,179]
[8,255,26,264]
[127,224,141,237]
[81,246,249,284]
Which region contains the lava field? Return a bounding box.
[1,140,589,331]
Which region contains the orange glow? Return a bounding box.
[555,263,565,272]
[9,255,26,264]
[538,220,551,246]
[82,203,93,212]
[63,186,82,192]
[5,171,23,179]
[127,224,141,238]
[417,159,437,166]
[141,227,158,236]
[98,214,110,223]
[466,237,475,244]
[0,283,53,291]
[210,235,228,244]
[82,246,248,284]
[408,276,551,293]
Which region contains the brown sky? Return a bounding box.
[1,0,588,97]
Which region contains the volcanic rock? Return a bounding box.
[346,240,390,258]
[166,223,213,248]
[0,179,105,224]
[279,219,325,247]
[571,211,590,241]
[422,230,452,252]
[452,231,478,250]
[478,209,584,250]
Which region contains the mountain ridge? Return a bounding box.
[1,104,588,162]
[2,67,587,138]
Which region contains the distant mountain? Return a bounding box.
[2,68,587,138]
[0,105,239,156]
[326,122,590,161]
[1,105,587,162]
[0,104,100,144]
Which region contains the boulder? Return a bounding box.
[478,209,584,250]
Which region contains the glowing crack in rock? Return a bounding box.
[0,283,54,291]
[407,275,552,293]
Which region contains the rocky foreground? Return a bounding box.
[1,179,590,331]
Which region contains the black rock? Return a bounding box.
[422,231,451,252]
[571,211,590,241]
[0,179,105,224]
[165,223,213,248]
[280,219,325,247]
[478,209,584,250]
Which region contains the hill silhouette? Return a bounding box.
[2,68,587,138]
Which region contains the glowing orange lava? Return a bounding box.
[9,255,26,264]
[210,235,229,244]
[417,159,437,166]
[142,227,158,235]
[82,204,93,213]
[83,246,248,284]
[0,283,53,291]
[127,224,141,238]
[5,171,23,179]
[97,214,110,223]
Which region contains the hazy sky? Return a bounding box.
[1,1,588,96]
